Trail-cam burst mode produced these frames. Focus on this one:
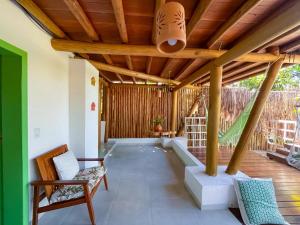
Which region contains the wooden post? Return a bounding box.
[171,90,178,138]
[226,47,284,175]
[206,66,223,176]
[104,85,110,143]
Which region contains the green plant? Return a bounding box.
[152,116,165,125]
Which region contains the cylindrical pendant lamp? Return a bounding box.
[156,2,186,54]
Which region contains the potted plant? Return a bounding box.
[152,116,165,132]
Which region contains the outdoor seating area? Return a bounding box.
[0,0,300,225]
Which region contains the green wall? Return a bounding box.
[0,39,28,225]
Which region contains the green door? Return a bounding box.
[0,55,2,225]
[0,40,28,225]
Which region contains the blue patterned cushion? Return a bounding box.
[234,178,288,225]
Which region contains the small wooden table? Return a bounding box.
[151,131,176,138]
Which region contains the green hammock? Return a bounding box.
[202,92,257,146]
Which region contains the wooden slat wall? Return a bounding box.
[200,87,299,151]
[108,84,299,151]
[108,84,199,138]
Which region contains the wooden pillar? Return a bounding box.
[171,90,178,138]
[104,85,110,143]
[226,47,284,175]
[205,66,223,176]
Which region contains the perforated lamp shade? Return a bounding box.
[155,2,186,54]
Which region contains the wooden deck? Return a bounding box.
[191,149,300,225]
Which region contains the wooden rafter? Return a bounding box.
[51,39,300,64]
[160,60,173,78]
[207,0,262,48]
[111,0,136,83]
[16,0,91,60]
[281,38,300,53]
[174,59,200,81]
[174,0,300,91]
[99,71,112,83]
[63,0,99,41]
[199,62,262,84]
[89,60,197,89]
[186,0,213,40]
[146,57,153,75]
[16,0,66,38]
[222,64,269,84]
[256,26,300,52]
[152,0,166,44]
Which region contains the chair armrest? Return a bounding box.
[31,180,89,186]
[77,158,104,162]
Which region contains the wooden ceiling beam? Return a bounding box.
[160,60,173,78]
[16,0,66,38]
[146,57,153,74]
[223,70,265,85]
[199,62,267,85]
[63,0,99,41]
[256,26,300,53]
[99,71,113,83]
[111,0,128,43]
[51,39,300,64]
[174,0,300,91]
[174,59,199,81]
[89,60,197,89]
[281,38,300,53]
[222,64,269,84]
[207,0,262,48]
[125,55,136,83]
[111,0,136,83]
[186,0,214,40]
[16,0,91,60]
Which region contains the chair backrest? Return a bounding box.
[35,144,68,199]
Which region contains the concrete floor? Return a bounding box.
[40,144,241,225]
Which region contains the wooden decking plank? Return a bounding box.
[191,148,300,224]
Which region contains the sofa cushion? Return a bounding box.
[234,177,288,225]
[50,166,106,203]
[53,150,80,180]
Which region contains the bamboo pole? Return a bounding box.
[51,39,300,64]
[171,91,178,138]
[206,66,223,176]
[226,48,284,175]
[104,85,110,143]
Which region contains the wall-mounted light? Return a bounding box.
[156,2,186,54]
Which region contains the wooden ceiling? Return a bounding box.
[17,0,300,85]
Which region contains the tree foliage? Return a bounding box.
[235,64,300,90]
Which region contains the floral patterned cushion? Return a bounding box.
[50,166,106,203]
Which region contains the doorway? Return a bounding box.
[0,39,28,225]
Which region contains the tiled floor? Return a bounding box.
[40,144,241,225]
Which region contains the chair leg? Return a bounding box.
[103,174,108,190]
[32,186,40,225]
[84,185,96,225]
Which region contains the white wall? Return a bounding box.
[0,0,72,221]
[69,59,99,168]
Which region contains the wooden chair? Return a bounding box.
[31,144,108,225]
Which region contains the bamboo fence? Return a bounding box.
[108,84,299,150]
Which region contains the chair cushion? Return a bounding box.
[50,166,106,203]
[53,150,80,180]
[234,177,288,225]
